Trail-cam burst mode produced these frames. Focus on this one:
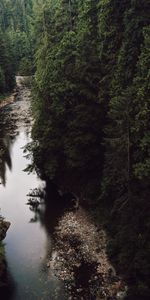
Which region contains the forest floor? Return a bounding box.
[0,77,127,299]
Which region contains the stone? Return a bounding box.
[0,220,11,241]
[46,262,50,268]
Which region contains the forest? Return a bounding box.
[0,0,150,299]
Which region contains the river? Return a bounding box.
[0,77,67,300]
[0,77,126,300]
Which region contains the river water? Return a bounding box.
[0,79,67,300]
[0,78,126,300]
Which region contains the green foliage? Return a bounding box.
[19,57,34,76]
[31,4,150,297]
[0,66,5,91]
[0,0,149,298]
[0,0,35,89]
[0,31,15,94]
[99,1,150,298]
[132,26,150,181]
[32,0,103,195]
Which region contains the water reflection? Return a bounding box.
[0,127,13,186]
[0,267,16,300]
[25,183,69,300]
[27,184,65,234]
[27,184,66,267]
[0,108,17,186]
[0,129,67,300]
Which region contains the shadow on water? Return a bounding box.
[0,85,71,299]
[27,182,75,235]
[1,186,68,300]
[26,182,76,270]
[26,184,101,300]
[0,111,16,298]
[0,136,13,186]
[0,268,16,300]
[0,110,15,186]
[0,100,100,299]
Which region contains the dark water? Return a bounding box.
[0,123,67,299]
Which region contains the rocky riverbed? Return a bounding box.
[0,76,32,186]
[0,76,32,135]
[47,207,127,300]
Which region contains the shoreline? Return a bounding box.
[0,91,17,110]
[48,207,127,299]
[0,218,10,288]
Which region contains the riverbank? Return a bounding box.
[0,76,31,292]
[0,92,17,109]
[0,88,14,289]
[47,207,127,299]
[0,77,32,136]
[0,218,10,288]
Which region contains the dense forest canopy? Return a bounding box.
[0,0,34,95]
[0,0,150,299]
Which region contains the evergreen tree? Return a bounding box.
[32,0,104,197]
[99,1,150,298]
[1,0,149,298]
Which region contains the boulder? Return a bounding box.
[0,220,10,241]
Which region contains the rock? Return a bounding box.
[0,220,11,241]
[46,262,50,268]
[50,208,126,299]
[0,219,10,288]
